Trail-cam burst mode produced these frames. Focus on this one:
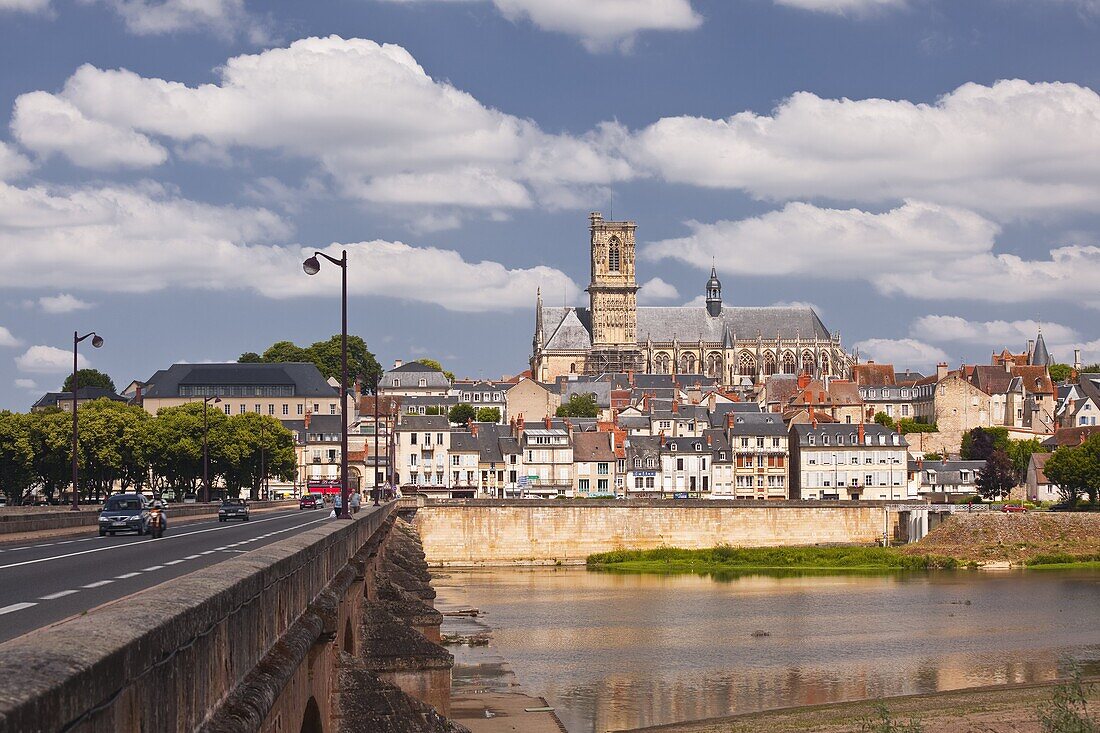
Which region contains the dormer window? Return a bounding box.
[808,435,815,446]
[392,379,400,387]
[822,435,830,445]
[670,444,677,452]
[418,378,427,387]
[634,457,641,468]
[694,443,702,451]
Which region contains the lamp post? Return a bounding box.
[71,331,104,510]
[373,376,381,506]
[389,399,397,494]
[202,395,221,503]
[260,417,267,501]
[303,250,351,519]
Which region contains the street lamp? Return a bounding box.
[71,331,103,511]
[202,395,221,503]
[373,375,381,506]
[302,249,351,519]
[389,399,397,494]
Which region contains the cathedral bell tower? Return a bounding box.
[586,211,642,373]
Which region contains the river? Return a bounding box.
[434,567,1100,733]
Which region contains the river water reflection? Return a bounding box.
[436,567,1100,733]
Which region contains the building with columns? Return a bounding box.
[532,212,853,386]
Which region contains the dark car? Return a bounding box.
[299,494,322,510]
[218,498,250,522]
[98,494,150,536]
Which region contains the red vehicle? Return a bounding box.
[299,494,322,510]
[1001,504,1028,513]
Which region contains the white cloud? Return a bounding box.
[852,338,950,369]
[380,0,702,51]
[16,345,89,373]
[14,37,633,209]
[910,316,1077,348]
[773,0,905,14]
[88,0,270,42]
[644,200,1100,308]
[0,180,579,313]
[772,300,822,314]
[12,92,167,169]
[629,80,1100,220]
[0,0,50,12]
[0,142,34,181]
[0,326,21,347]
[37,293,95,314]
[14,378,39,390]
[637,276,680,303]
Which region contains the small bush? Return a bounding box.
[1038,668,1097,733]
[858,704,924,733]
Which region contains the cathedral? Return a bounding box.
[531,212,853,386]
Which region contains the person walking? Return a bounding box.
[350,491,362,514]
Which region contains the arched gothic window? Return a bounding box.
[654,353,671,374]
[820,353,830,375]
[679,352,697,374]
[705,353,723,378]
[801,351,815,375]
[782,351,797,375]
[569,362,576,373]
[763,351,777,375]
[608,237,621,272]
[738,352,756,376]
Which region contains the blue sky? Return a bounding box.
[1,0,1099,409]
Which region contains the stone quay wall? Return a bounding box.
[414,499,923,565]
[0,505,468,733]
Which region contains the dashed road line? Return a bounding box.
[115,572,141,579]
[82,580,113,588]
[0,602,37,615]
[184,554,201,560]
[142,565,164,572]
[39,590,79,600]
[164,560,186,566]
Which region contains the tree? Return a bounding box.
[418,358,456,382]
[1082,363,1100,373]
[75,400,149,500]
[26,409,73,503]
[898,419,938,434]
[247,336,383,388]
[212,414,296,500]
[873,412,895,429]
[1043,435,1100,506]
[476,407,501,423]
[1006,438,1047,484]
[238,351,263,363]
[261,340,309,364]
[144,402,227,498]
[557,393,599,418]
[975,448,1017,501]
[0,411,33,504]
[62,368,115,393]
[924,451,944,461]
[1048,363,1073,383]
[961,427,1009,461]
[448,403,476,425]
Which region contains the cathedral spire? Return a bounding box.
[706,265,722,317]
[533,287,544,351]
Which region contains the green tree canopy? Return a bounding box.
[1082,363,1100,373]
[961,427,1009,460]
[1006,438,1047,483]
[243,336,383,387]
[418,358,456,382]
[1043,434,1100,506]
[975,448,1017,501]
[898,419,937,435]
[476,407,501,423]
[63,368,116,393]
[0,411,33,504]
[873,412,895,429]
[1048,363,1073,383]
[449,403,476,425]
[145,402,227,497]
[25,409,71,502]
[212,413,296,500]
[75,400,150,498]
[557,393,600,418]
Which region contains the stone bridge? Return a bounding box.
[0,505,469,733]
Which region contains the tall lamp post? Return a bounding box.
[373,376,381,506]
[202,395,221,503]
[389,399,397,493]
[71,331,104,510]
[260,418,267,500]
[303,250,350,519]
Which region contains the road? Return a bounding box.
[0,506,344,643]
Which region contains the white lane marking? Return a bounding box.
[56,540,75,545]
[39,590,79,600]
[0,602,37,615]
[82,580,114,588]
[200,550,216,555]
[115,572,141,579]
[164,560,186,566]
[142,565,164,572]
[0,510,314,571]
[184,555,201,560]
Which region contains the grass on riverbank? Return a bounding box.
[586,545,960,572]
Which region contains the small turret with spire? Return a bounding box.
[705,265,722,317]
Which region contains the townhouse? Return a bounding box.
[789,423,908,501]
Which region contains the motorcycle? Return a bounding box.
[147,506,166,539]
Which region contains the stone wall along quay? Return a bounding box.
[414,499,921,565]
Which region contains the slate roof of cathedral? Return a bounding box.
[541,306,832,350]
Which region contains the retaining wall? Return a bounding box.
[414,499,924,565]
[0,500,295,536]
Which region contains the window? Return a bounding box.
[822,435,830,445]
[313,403,320,413]
[670,444,677,452]
[646,477,655,488]
[254,404,261,413]
[634,457,642,468]
[756,437,765,448]
[463,393,471,401]
[960,471,970,482]
[579,479,590,491]
[410,433,417,445]
[598,479,609,492]
[297,404,304,416]
[772,437,780,448]
[837,435,845,446]
[392,379,400,387]
[677,458,684,470]
[808,435,815,446]
[635,477,644,488]
[223,404,231,415]
[330,403,337,415]
[282,404,289,416]
[451,455,460,466]
[597,463,609,475]
[437,433,444,444]
[902,404,909,417]
[608,237,621,272]
[268,404,275,415]
[646,457,655,468]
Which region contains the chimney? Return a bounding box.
[1074,349,1082,371]
[659,430,666,447]
[544,415,552,429]
[858,423,865,443]
[936,362,948,381]
[671,398,679,414]
[942,455,948,465]
[726,412,734,429]
[1027,338,1035,357]
[706,434,713,447]
[811,413,817,429]
[917,458,923,471]
[393,359,403,369]
[628,371,635,386]
[304,411,312,429]
[135,383,143,405]
[471,424,479,438]
[609,431,615,451]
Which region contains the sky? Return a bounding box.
[1,0,1099,410]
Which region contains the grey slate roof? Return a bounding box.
[726,413,787,436]
[543,305,831,350]
[142,363,336,398]
[397,415,450,430]
[1031,332,1052,367]
[791,423,908,447]
[32,387,127,409]
[390,361,442,374]
[449,432,480,452]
